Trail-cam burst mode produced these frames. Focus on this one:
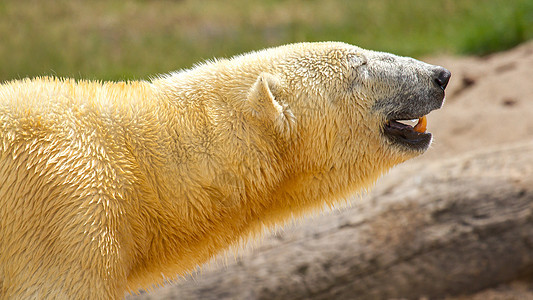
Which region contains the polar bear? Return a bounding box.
[0,42,450,299]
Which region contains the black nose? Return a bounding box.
[434,67,451,90]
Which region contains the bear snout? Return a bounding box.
[433,67,451,90]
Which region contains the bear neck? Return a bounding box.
[126,59,399,288]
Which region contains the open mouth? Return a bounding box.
[383,115,432,151]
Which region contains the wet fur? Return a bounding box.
[0,42,445,299]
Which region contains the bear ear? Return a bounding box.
[247,73,294,136]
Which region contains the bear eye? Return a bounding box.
[355,57,368,69]
[348,53,367,68]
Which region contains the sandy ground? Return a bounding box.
[393,41,533,299]
[420,41,533,161]
[129,41,533,299]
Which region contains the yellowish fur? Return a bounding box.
[0,42,443,299]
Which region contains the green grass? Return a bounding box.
[0,0,532,82]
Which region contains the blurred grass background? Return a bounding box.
[0,0,532,82]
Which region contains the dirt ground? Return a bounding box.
[129,41,533,299]
[398,41,533,300]
[420,41,533,161]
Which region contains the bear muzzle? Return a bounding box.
[382,66,451,152]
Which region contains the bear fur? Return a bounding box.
[0,42,448,299]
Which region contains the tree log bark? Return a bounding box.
[129,142,533,300]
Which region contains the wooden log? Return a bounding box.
[129,142,533,300]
